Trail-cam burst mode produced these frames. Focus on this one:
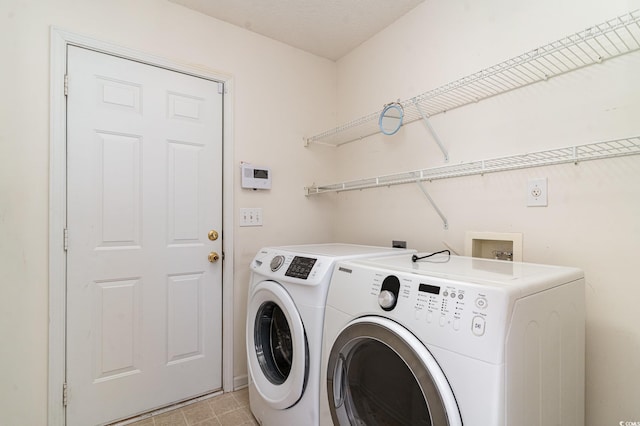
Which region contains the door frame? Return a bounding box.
[48,27,235,425]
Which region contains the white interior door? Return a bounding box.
[66,45,223,426]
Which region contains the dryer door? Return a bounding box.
[327,317,462,426]
[247,280,308,409]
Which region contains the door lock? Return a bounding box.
[208,252,220,263]
[208,230,219,241]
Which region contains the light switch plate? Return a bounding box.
[240,208,263,226]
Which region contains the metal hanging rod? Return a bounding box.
[304,10,640,147]
[305,136,640,195]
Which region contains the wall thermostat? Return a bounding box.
[241,163,272,189]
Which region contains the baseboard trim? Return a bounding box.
[234,374,248,390]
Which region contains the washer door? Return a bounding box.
[247,280,308,409]
[327,317,462,426]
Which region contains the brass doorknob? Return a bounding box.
[208,252,220,263]
[208,230,219,241]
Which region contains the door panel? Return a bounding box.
[96,132,141,248]
[93,277,142,381]
[168,141,202,243]
[66,45,223,426]
[167,272,204,364]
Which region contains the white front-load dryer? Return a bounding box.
[246,244,413,426]
[320,253,585,426]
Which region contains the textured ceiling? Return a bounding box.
[169,0,425,61]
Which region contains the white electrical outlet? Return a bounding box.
[527,178,548,207]
[240,208,263,227]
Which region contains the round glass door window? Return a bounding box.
[350,339,428,424]
[247,280,308,409]
[254,301,294,385]
[328,318,461,426]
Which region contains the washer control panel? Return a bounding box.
[251,249,334,285]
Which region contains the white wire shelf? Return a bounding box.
[305,10,640,147]
[305,136,640,195]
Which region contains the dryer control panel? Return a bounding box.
[330,265,512,364]
[411,279,491,337]
[368,272,500,337]
[329,254,583,365]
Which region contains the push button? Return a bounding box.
[453,319,461,331]
[475,297,488,309]
[472,316,486,336]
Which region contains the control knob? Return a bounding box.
[378,290,396,310]
[270,255,285,271]
[379,275,401,311]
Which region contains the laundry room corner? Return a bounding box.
[324,1,640,424]
[230,76,342,388]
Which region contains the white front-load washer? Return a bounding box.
[246,243,413,426]
[320,252,585,426]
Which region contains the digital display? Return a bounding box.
[419,284,440,295]
[285,256,317,279]
[253,169,269,179]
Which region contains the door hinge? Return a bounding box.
[63,228,68,251]
[64,74,69,96]
[217,82,224,94]
[62,382,68,407]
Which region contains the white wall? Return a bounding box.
[330,1,640,425]
[0,1,337,424]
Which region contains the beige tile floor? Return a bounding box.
[122,388,257,426]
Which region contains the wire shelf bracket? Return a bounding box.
[416,180,449,229]
[304,10,640,147]
[413,99,449,162]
